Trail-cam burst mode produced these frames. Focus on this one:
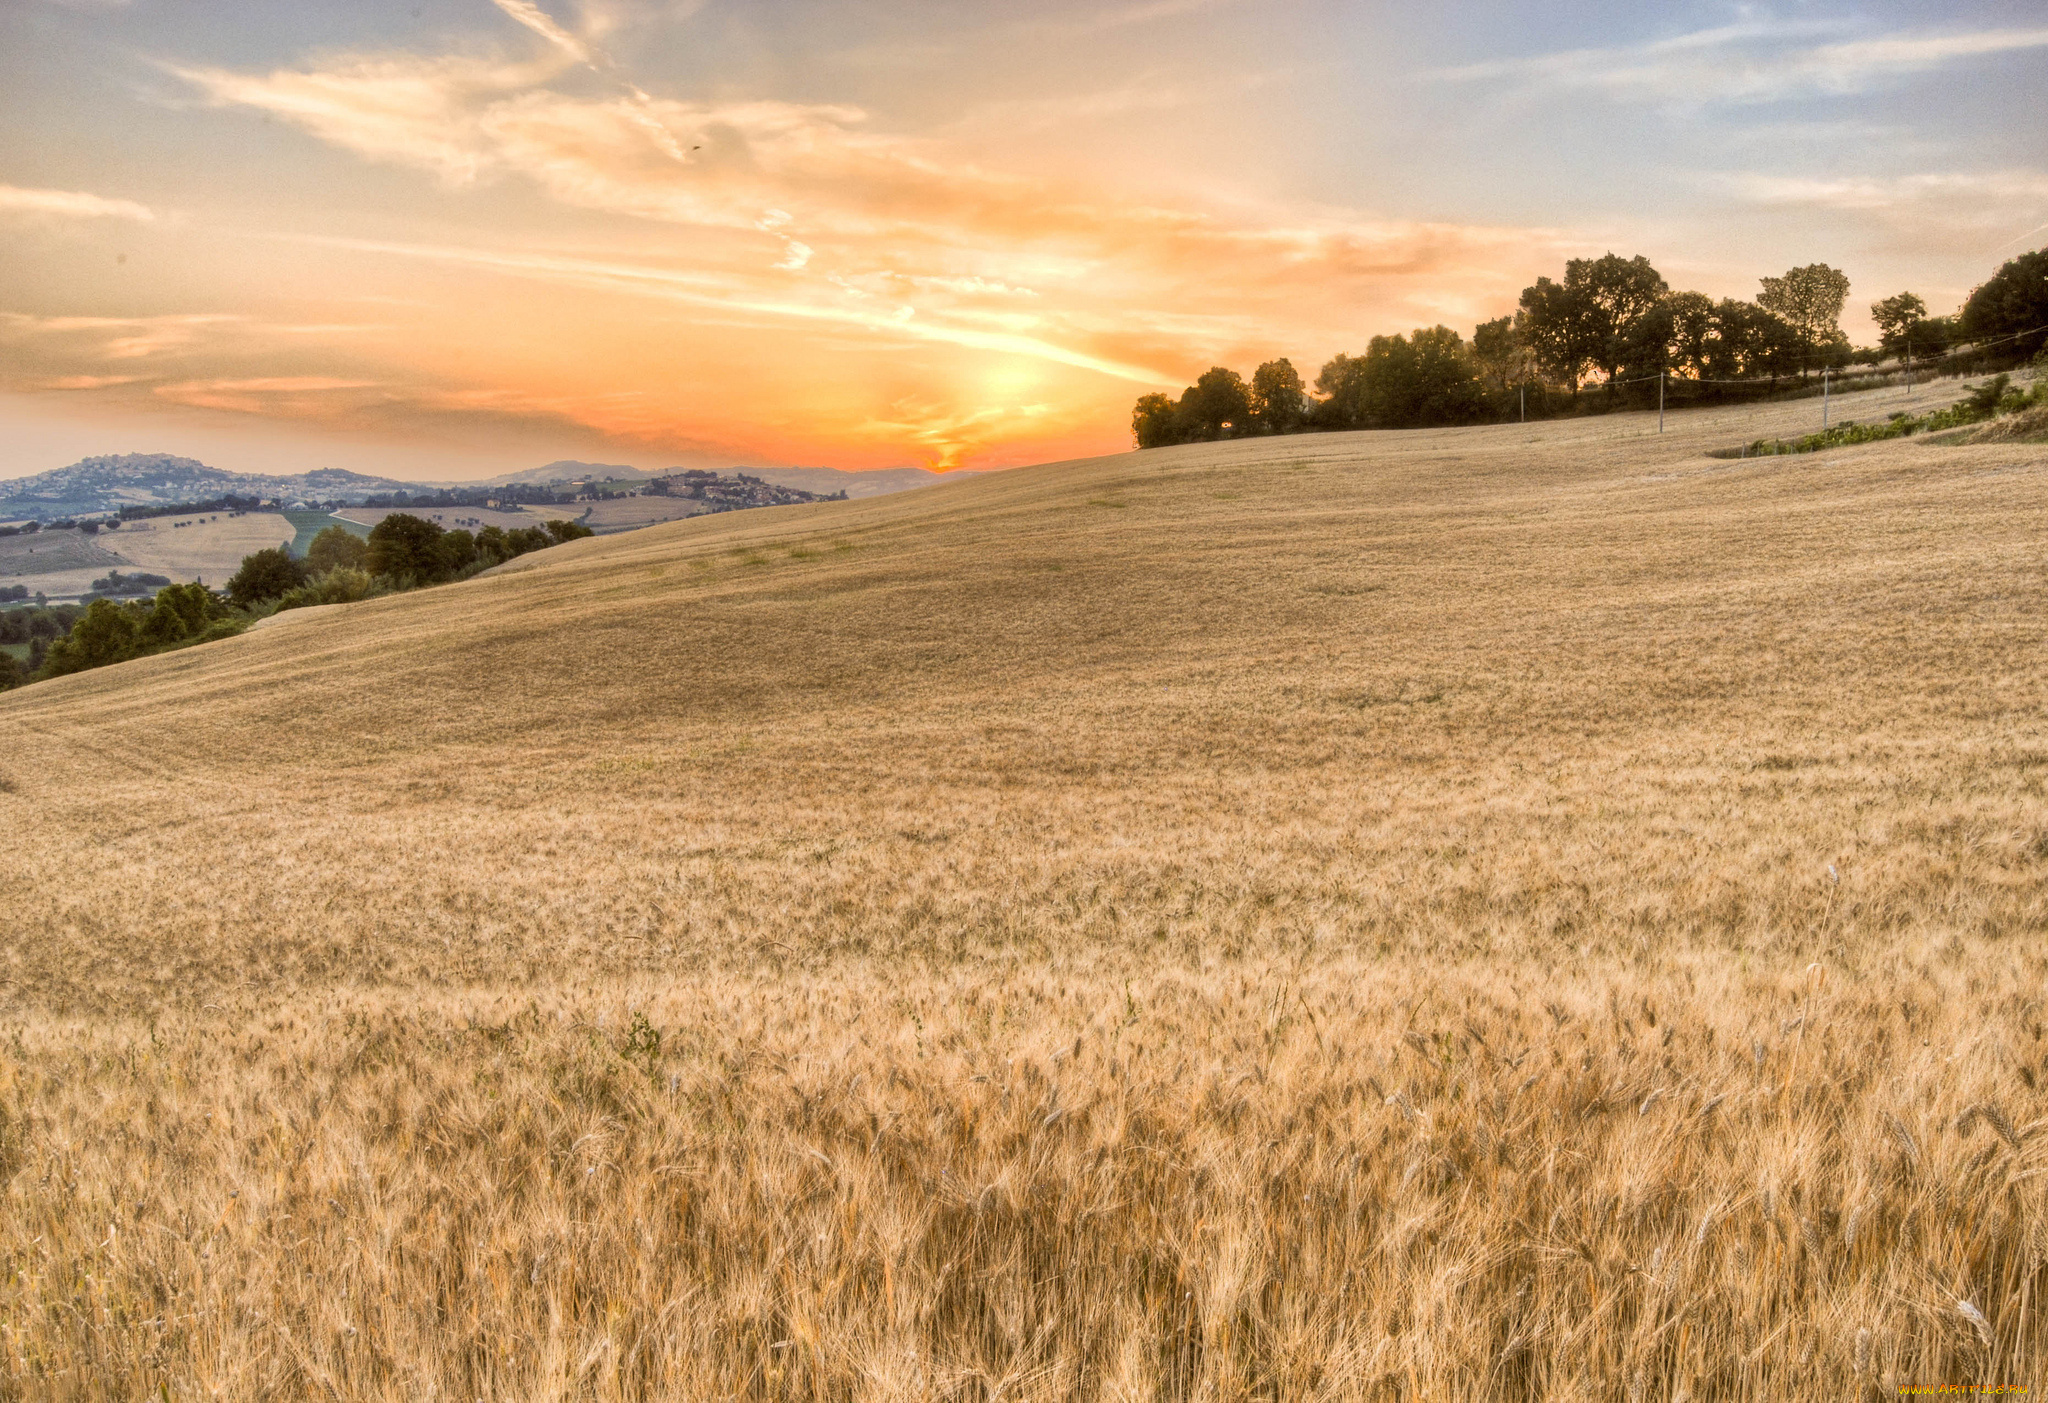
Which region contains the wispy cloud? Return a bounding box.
[1723,169,2048,213]
[171,46,1550,396]
[0,184,154,221]
[1430,21,2048,106]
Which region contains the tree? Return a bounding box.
[1470,316,1531,393]
[139,582,213,647]
[1706,300,1805,380]
[1515,277,1595,389]
[1518,254,1670,388]
[1573,254,1669,380]
[1958,247,2048,360]
[1313,353,1370,429]
[226,547,308,607]
[436,529,478,576]
[305,525,369,575]
[1870,292,1927,358]
[544,519,595,544]
[1757,263,1851,374]
[1660,292,1718,379]
[1177,367,1252,440]
[1131,393,1180,449]
[40,599,138,675]
[365,513,446,584]
[1249,359,1306,434]
[1359,327,1485,427]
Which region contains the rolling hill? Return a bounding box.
[0,452,421,520]
[488,458,965,497]
[4,375,2046,1394]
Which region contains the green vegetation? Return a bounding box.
[0,512,596,692]
[1742,372,2047,456]
[283,509,368,557]
[35,583,243,681]
[1134,244,2048,446]
[88,570,173,597]
[304,524,369,575]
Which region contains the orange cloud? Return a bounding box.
[21,30,1569,473]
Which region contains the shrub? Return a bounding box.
[276,568,378,613]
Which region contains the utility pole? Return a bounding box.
[1822,367,1830,431]
[1905,340,1912,395]
[1658,371,1665,433]
[1519,383,1525,424]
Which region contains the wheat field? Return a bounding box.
[4,377,2047,1399]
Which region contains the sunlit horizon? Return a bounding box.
[4,0,2044,483]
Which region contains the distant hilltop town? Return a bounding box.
[0,454,966,525]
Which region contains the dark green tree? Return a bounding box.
[1870,292,1927,358]
[1757,263,1851,374]
[1249,359,1306,434]
[1515,277,1594,389]
[1131,392,1180,449]
[139,582,213,647]
[544,519,594,544]
[1312,353,1370,429]
[1177,367,1253,440]
[436,529,478,576]
[305,524,370,575]
[1657,292,1716,379]
[1358,328,1484,426]
[1958,248,2048,360]
[1470,316,1531,393]
[226,548,308,607]
[40,599,139,675]
[365,513,447,584]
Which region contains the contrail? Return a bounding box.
[486,0,688,162]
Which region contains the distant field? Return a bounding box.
[577,494,703,531]
[97,511,293,588]
[5,375,2048,1394]
[0,640,28,662]
[0,525,124,580]
[335,504,560,534]
[282,508,369,557]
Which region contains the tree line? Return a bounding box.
[0,512,593,691]
[1133,246,2048,446]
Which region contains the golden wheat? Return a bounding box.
[2,375,2045,1398]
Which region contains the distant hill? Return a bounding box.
[477,461,969,499]
[0,454,419,522]
[748,466,972,499]
[1,453,975,522]
[485,460,648,487]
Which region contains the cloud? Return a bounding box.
[1,312,241,360]
[280,234,1175,382]
[1722,169,2048,213]
[152,378,376,415]
[1430,21,2048,106]
[489,0,593,65]
[27,375,146,391]
[0,184,154,221]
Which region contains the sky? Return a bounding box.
[2,1,2045,483]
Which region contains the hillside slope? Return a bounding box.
[4,379,2048,1395]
